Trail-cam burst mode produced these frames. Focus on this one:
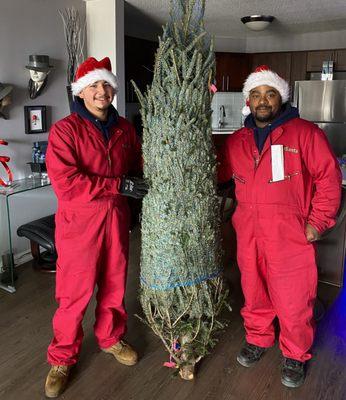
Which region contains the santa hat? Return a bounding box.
[71,57,118,96]
[242,65,290,116]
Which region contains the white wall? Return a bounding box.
[245,29,346,53]
[214,37,246,53]
[0,0,86,180]
[0,0,85,266]
[213,28,346,53]
[86,0,125,116]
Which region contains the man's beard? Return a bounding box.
[95,101,110,111]
[254,107,277,123]
[96,105,109,111]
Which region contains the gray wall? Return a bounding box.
[0,0,85,265]
[0,0,86,179]
[246,29,346,53]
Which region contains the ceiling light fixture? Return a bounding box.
[241,15,275,31]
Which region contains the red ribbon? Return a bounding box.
[209,83,218,94]
[0,140,13,187]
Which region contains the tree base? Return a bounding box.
[179,364,195,380]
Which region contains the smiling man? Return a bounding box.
[45,57,147,398]
[218,65,341,388]
[248,86,281,125]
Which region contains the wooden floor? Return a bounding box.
[0,227,345,400]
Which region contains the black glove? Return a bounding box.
[120,177,148,199]
[217,179,234,196]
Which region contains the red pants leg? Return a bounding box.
[261,210,318,362]
[94,205,130,349]
[234,208,276,348]
[47,207,107,365]
[266,254,317,362]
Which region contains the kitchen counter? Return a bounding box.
[212,127,240,134]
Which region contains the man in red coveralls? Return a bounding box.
[45,57,147,398]
[218,65,341,388]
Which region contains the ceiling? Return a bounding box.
[124,0,346,39]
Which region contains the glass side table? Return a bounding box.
[0,176,51,293]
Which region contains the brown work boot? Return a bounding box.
[45,365,72,398]
[102,340,138,366]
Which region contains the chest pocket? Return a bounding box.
[111,140,132,174]
[263,147,302,205]
[283,146,302,175]
[265,170,302,205]
[122,141,132,171]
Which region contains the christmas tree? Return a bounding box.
[132,0,230,380]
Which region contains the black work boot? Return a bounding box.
[281,357,306,388]
[236,342,266,367]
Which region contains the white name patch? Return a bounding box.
[271,145,285,182]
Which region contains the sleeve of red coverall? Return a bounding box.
[217,136,234,184]
[303,126,342,234]
[46,122,122,203]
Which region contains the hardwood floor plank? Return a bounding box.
[0,226,345,399]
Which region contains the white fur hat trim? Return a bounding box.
[71,69,118,96]
[242,69,290,116]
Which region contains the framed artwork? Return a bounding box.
[24,105,47,134]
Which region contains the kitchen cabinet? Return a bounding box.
[251,52,292,82]
[214,47,346,96]
[212,132,231,150]
[306,49,346,72]
[215,53,250,91]
[290,52,307,99]
[290,52,307,82]
[306,50,334,71]
[335,49,346,71]
[250,52,308,100]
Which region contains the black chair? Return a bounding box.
[17,214,56,273]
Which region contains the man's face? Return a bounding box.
[29,69,49,82]
[249,85,282,125]
[78,80,115,115]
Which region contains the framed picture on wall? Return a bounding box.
[24,105,47,134]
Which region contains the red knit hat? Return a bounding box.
[71,57,118,96]
[242,65,290,116]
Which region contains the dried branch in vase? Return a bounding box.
[59,7,85,85]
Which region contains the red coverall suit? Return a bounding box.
[46,113,141,366]
[218,117,341,362]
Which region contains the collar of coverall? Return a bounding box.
[72,97,119,130]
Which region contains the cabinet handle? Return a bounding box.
[226,76,229,91]
[222,75,225,91]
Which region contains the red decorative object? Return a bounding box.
[32,114,39,125]
[0,139,13,187]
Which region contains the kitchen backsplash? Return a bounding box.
[211,92,244,129]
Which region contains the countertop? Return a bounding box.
[212,127,240,134]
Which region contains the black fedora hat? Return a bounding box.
[25,55,54,71]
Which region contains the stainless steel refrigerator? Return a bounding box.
[293,80,346,157]
[294,80,346,287]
